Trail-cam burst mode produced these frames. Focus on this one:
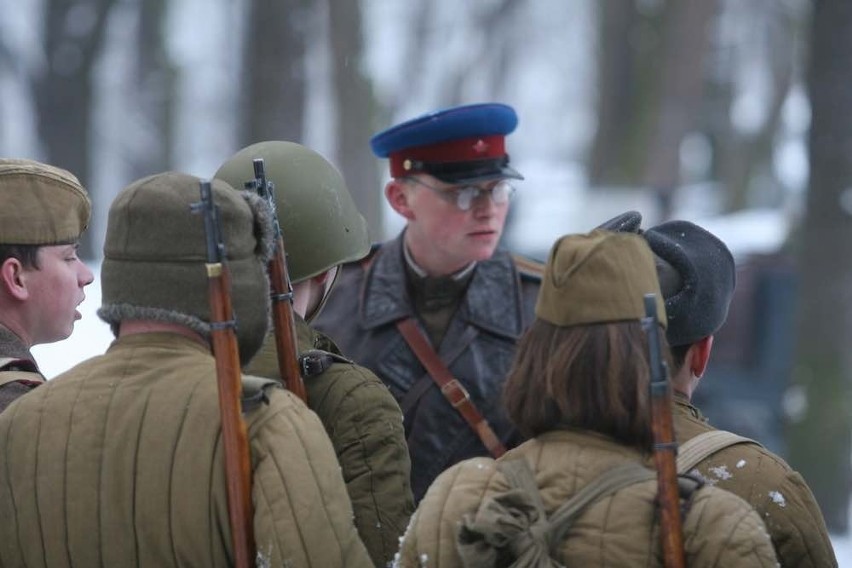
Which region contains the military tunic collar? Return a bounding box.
[360,233,526,339]
[110,331,211,356]
[0,325,37,370]
[673,392,708,423]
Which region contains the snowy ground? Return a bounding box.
[30,264,852,565]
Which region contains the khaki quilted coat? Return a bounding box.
[396,429,779,567]
[0,332,372,567]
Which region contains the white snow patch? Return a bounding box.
[768,491,787,508]
[709,465,733,481]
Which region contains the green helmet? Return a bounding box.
[214,141,371,283]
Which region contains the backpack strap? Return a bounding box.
[457,460,656,567]
[546,463,656,557]
[458,459,703,567]
[0,358,44,388]
[676,431,759,474]
[0,371,44,389]
[457,459,557,568]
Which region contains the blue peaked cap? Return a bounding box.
[371,103,522,184]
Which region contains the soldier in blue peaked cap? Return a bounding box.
[314,103,543,502]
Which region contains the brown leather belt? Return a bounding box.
[396,317,506,458]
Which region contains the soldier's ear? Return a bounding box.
[689,336,714,378]
[385,179,416,221]
[0,257,29,301]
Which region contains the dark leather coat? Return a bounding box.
[313,234,541,500]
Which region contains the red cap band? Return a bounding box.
[389,135,506,178]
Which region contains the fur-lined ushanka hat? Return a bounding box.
[596,211,736,347]
[98,171,273,364]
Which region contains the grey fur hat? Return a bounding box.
[596,212,736,347]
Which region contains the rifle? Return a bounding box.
[245,158,307,403]
[642,293,686,568]
[193,181,256,568]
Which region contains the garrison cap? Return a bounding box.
[535,230,666,328]
[0,158,91,245]
[371,103,523,184]
[595,211,736,346]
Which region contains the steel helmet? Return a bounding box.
[214,141,371,283]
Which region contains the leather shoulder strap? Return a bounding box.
[396,317,507,458]
[676,430,759,474]
[298,349,350,378]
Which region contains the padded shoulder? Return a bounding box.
[241,374,282,412]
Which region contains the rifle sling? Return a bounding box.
[396,317,506,458]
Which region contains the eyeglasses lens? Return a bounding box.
[455,181,515,210]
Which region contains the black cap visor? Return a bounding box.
[416,156,523,185]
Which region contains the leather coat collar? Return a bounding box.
[360,234,525,340]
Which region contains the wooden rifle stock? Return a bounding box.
[245,159,307,403]
[193,181,256,568]
[642,294,686,568]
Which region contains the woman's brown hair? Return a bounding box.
[503,318,669,451]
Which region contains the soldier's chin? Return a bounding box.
[468,242,500,261]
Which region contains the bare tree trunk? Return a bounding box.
[327,0,382,240]
[588,0,640,186]
[642,0,717,218]
[714,5,799,212]
[787,0,852,533]
[240,0,308,145]
[35,0,115,259]
[132,0,176,179]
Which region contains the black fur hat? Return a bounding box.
[595,212,736,347]
[644,220,736,347]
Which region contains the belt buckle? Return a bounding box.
[441,379,471,408]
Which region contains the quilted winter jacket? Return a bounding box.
[245,316,415,567]
[313,233,541,501]
[396,429,779,567]
[673,395,836,567]
[0,332,372,568]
